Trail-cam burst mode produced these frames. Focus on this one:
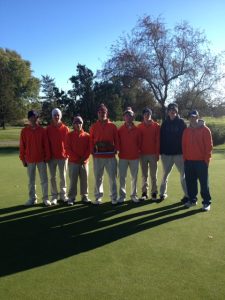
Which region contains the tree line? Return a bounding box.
[1,15,225,129]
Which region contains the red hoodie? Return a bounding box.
[19,125,50,163]
[138,121,160,156]
[118,123,141,160]
[182,120,213,164]
[66,129,90,164]
[46,122,69,159]
[90,119,119,158]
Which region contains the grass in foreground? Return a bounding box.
[0,147,225,299]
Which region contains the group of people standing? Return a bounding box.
[19,102,213,212]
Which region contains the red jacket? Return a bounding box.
[19,125,50,163]
[66,129,90,164]
[138,121,160,156]
[118,123,141,160]
[90,119,119,158]
[182,121,213,164]
[46,122,69,159]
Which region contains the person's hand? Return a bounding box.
[23,161,27,167]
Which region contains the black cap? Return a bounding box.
[27,110,38,119]
[142,107,152,115]
[188,110,199,117]
[167,103,178,112]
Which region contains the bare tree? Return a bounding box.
[102,15,225,119]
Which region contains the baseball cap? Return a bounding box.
[123,107,134,116]
[27,110,38,119]
[142,107,152,115]
[73,116,83,124]
[188,110,199,117]
[167,103,178,112]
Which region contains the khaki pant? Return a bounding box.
[93,157,117,201]
[160,154,188,197]
[27,162,48,201]
[140,154,158,195]
[68,162,88,200]
[119,159,139,199]
[48,159,68,200]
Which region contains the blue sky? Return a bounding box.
[1,0,225,91]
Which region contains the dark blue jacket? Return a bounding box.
[160,116,187,155]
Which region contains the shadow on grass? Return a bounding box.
[0,146,19,154]
[0,200,201,277]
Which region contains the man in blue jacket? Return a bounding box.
[159,103,188,202]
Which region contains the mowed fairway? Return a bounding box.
[0,146,225,299]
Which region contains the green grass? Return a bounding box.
[0,145,225,299]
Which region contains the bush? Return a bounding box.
[207,124,225,146]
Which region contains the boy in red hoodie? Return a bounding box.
[19,110,51,206]
[138,108,160,201]
[90,104,119,205]
[118,107,141,203]
[66,116,91,205]
[46,108,70,205]
[182,110,213,211]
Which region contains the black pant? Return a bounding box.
[184,160,211,205]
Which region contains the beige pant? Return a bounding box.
[68,162,88,200]
[93,157,117,201]
[119,159,139,199]
[27,162,48,201]
[140,154,158,195]
[160,154,188,197]
[48,159,68,200]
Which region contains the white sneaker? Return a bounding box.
[43,199,51,206]
[131,196,140,203]
[24,199,37,206]
[68,199,75,206]
[202,204,211,211]
[51,199,58,205]
[61,197,69,203]
[92,198,103,205]
[111,199,118,205]
[117,197,125,204]
[82,197,91,203]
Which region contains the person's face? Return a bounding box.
[143,112,151,122]
[29,115,38,126]
[124,113,134,124]
[73,121,83,131]
[168,109,177,120]
[98,110,107,121]
[189,115,198,126]
[53,113,61,124]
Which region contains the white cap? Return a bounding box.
[52,108,62,119]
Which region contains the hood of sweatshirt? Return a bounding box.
[189,119,205,128]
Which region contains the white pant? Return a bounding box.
[140,154,158,195]
[27,162,48,201]
[93,157,117,201]
[119,159,139,199]
[68,162,88,200]
[160,154,188,197]
[48,159,68,200]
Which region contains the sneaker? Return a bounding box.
[51,199,58,205]
[181,196,189,204]
[117,197,125,204]
[184,200,197,208]
[159,194,167,201]
[82,196,91,204]
[92,198,103,205]
[131,196,140,203]
[61,197,69,203]
[139,192,148,201]
[151,193,157,201]
[43,199,51,206]
[202,204,211,211]
[111,199,118,205]
[68,199,75,206]
[24,199,37,206]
